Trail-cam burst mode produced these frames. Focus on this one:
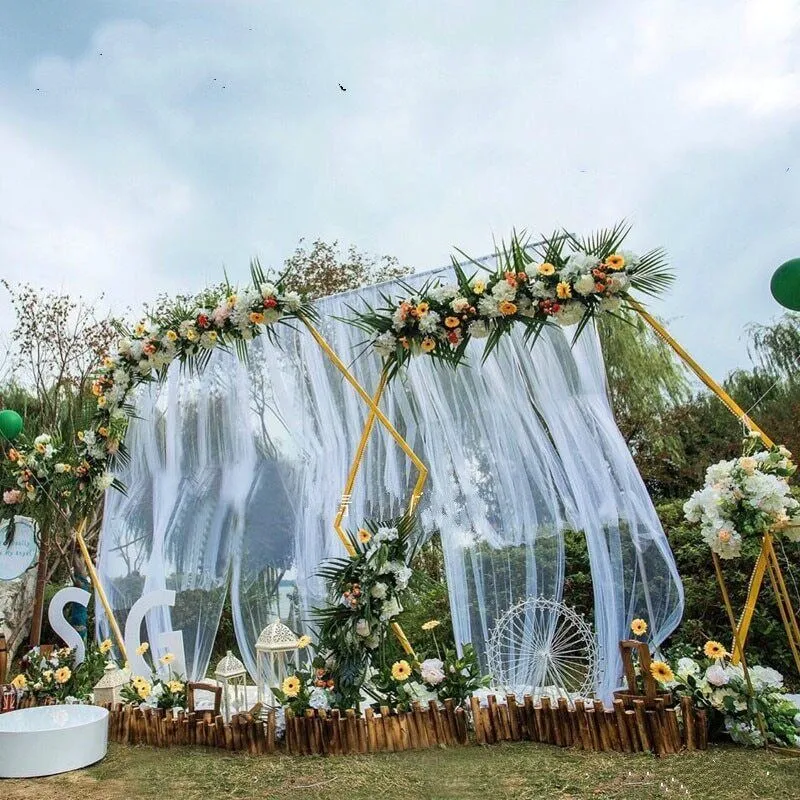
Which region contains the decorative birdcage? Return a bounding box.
[214,650,247,721]
[93,661,129,707]
[255,618,299,707]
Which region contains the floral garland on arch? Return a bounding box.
[683,434,799,559]
[1,261,314,536]
[347,223,673,378]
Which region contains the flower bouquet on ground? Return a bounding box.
[684,434,798,559]
[121,649,187,711]
[652,641,800,749]
[311,515,420,710]
[271,659,337,717]
[11,639,111,704]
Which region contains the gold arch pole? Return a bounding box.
[74,517,128,662]
[299,315,427,657]
[629,299,800,674]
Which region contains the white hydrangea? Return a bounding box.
[490,281,516,302]
[373,331,397,357]
[607,274,631,294]
[308,687,330,710]
[573,274,596,296]
[555,304,584,327]
[560,251,600,279]
[370,582,388,599]
[599,295,622,314]
[477,296,501,318]
[418,311,441,335]
[428,284,459,303]
[379,596,403,621]
[529,280,555,299]
[282,291,302,311]
[468,320,489,339]
[677,658,700,680]
[705,664,729,687]
[748,665,784,690]
[260,282,277,298]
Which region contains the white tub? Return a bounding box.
[0,704,108,778]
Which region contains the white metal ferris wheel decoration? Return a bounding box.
[487,596,598,700]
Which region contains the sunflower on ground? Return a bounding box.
[704,640,729,660]
[650,661,675,684]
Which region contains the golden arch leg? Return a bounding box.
[299,316,427,657]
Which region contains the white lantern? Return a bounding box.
[255,618,299,707]
[93,661,129,707]
[214,650,247,722]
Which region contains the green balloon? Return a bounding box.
[0,409,24,441]
[771,258,800,311]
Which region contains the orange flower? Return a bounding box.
[504,271,518,287]
[594,282,606,293]
[498,300,517,316]
[421,337,436,352]
[537,262,556,276]
[444,316,461,329]
[416,302,429,316]
[249,311,265,325]
[91,381,103,397]
[7,448,19,462]
[606,253,625,270]
[98,427,109,438]
[358,528,372,544]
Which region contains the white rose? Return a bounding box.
[260,282,277,298]
[419,658,445,686]
[451,297,470,313]
[373,332,397,357]
[355,619,371,638]
[379,597,402,621]
[282,291,302,311]
[705,664,729,687]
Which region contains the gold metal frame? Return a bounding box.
[630,300,800,676]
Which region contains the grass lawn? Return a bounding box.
[3,741,799,800]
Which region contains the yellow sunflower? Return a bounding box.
[160,652,176,665]
[11,674,27,690]
[537,262,556,276]
[444,316,461,329]
[606,253,626,270]
[421,619,441,631]
[630,618,648,637]
[282,675,301,698]
[167,680,184,694]
[358,528,372,544]
[471,279,486,295]
[556,282,572,300]
[704,640,729,660]
[421,337,436,353]
[99,638,113,655]
[136,642,149,656]
[54,666,72,684]
[649,661,674,684]
[137,683,151,700]
[391,660,412,682]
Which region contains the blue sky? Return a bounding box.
[1,0,799,381]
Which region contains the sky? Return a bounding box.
[1,0,799,381]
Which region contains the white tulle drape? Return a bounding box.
[98,262,683,697]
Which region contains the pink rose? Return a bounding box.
[211,305,230,327]
[3,489,23,505]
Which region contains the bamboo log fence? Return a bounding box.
[92,694,708,757]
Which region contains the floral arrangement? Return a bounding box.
[347,224,672,378]
[120,649,187,711]
[369,642,489,711]
[271,659,337,716]
[311,515,419,710]
[1,262,313,535]
[684,434,799,558]
[10,639,111,703]
[651,641,800,749]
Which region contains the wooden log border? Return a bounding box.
[4,693,708,757]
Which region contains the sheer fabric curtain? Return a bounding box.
[98,262,683,697]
